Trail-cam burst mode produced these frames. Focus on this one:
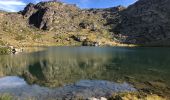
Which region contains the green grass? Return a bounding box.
[32,34,42,40]
[15,35,26,41]
[0,94,12,100]
[0,40,5,46]
[0,47,10,55]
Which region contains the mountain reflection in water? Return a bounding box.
[0,47,170,97]
[0,76,136,99]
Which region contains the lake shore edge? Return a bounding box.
[0,91,166,100]
[1,42,170,55]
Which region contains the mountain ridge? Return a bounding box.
[0,0,170,47]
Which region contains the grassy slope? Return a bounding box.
[0,11,119,48]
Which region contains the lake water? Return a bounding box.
[0,47,170,99]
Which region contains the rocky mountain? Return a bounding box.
[0,0,170,47]
[0,1,124,47]
[115,0,170,45]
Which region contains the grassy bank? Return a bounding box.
[0,92,166,100]
[0,94,12,100]
[108,92,166,100]
[0,47,10,55]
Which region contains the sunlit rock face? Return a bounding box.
[22,2,80,31]
[22,1,121,32]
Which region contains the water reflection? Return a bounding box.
[0,76,136,99]
[0,47,170,90]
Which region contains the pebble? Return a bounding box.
[88,97,107,100]
[101,97,107,100]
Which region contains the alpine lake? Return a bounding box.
[0,47,170,99]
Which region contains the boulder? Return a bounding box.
[71,35,87,42]
[82,40,101,46]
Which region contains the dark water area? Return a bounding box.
[0,47,170,99]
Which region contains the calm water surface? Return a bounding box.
[0,47,170,98]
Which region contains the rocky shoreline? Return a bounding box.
[0,46,23,55]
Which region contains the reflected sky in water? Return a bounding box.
[0,47,170,91]
[0,76,136,99]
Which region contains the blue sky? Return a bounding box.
[0,0,137,12]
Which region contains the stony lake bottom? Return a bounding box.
[0,47,170,99]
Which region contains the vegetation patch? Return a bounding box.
[15,35,26,41]
[0,94,13,100]
[108,92,166,100]
[0,47,10,55]
[0,40,5,46]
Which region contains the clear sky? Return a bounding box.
[0,0,137,12]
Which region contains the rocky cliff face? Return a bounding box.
[0,0,170,47]
[22,2,122,32]
[115,0,170,45]
[22,2,80,31]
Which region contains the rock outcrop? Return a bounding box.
[22,1,115,32]
[114,0,170,45]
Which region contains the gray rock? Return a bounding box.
[71,35,87,42]
[114,0,170,45]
